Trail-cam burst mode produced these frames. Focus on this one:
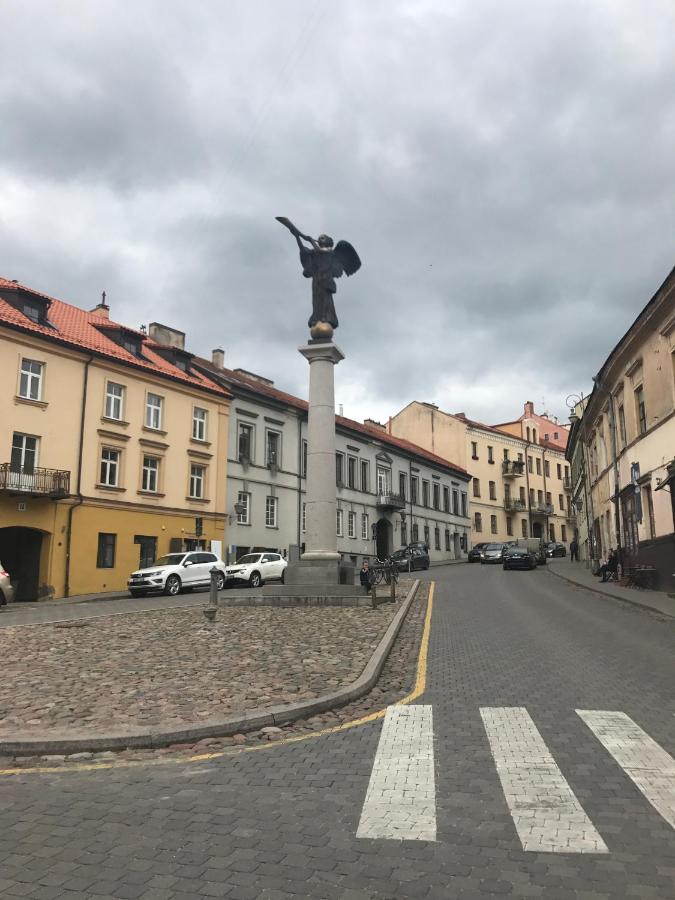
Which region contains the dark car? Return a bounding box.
[392,546,430,572]
[545,542,567,558]
[468,542,489,563]
[503,546,537,570]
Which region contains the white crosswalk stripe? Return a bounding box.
[577,710,675,830]
[356,704,436,841]
[480,706,608,853]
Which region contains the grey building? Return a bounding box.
[196,353,471,566]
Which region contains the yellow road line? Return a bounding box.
[0,583,434,777]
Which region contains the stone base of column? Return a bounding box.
[284,558,356,588]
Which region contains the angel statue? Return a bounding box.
[276,217,361,339]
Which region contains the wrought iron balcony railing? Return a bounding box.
[504,497,527,512]
[0,464,70,498]
[502,460,525,477]
[375,491,406,510]
[532,501,555,516]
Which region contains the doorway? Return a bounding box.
[0,526,44,601]
[532,521,543,539]
[375,518,391,560]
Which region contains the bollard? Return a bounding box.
[370,582,377,610]
[390,565,396,602]
[209,566,219,606]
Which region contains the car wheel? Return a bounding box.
[502,564,507,570]
[129,590,147,598]
[249,571,262,588]
[215,572,225,590]
[280,570,285,584]
[165,575,181,596]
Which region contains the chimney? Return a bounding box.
[338,403,344,417]
[148,321,185,349]
[524,400,535,416]
[212,348,225,369]
[90,290,110,319]
[364,418,386,432]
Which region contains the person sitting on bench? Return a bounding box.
[597,548,618,583]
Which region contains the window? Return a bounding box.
[377,467,390,494]
[336,452,345,486]
[545,491,551,506]
[336,508,343,536]
[189,464,205,499]
[347,456,357,489]
[557,463,562,479]
[635,385,647,434]
[561,524,567,543]
[491,515,497,534]
[100,448,120,486]
[544,460,550,477]
[432,483,440,510]
[19,359,43,401]
[192,407,207,441]
[474,512,482,532]
[411,476,419,504]
[22,301,41,323]
[452,489,459,515]
[96,533,116,568]
[360,459,369,492]
[564,465,569,480]
[141,456,159,492]
[532,429,537,443]
[618,404,627,446]
[471,441,478,459]
[521,519,528,538]
[526,427,531,442]
[529,488,535,505]
[401,521,407,545]
[554,431,559,440]
[348,511,356,538]
[537,490,543,504]
[423,525,430,546]
[238,422,254,462]
[558,494,564,510]
[399,472,407,500]
[145,393,163,430]
[472,478,480,498]
[302,440,308,478]
[265,496,278,528]
[445,529,451,550]
[489,481,496,500]
[443,486,450,512]
[411,522,419,542]
[105,382,124,420]
[487,445,494,464]
[11,433,38,474]
[461,493,467,517]
[549,524,555,541]
[422,479,430,506]
[361,513,369,540]
[535,458,541,475]
[434,527,441,550]
[519,486,526,502]
[544,433,549,441]
[527,456,533,473]
[134,535,156,569]
[506,516,513,536]
[302,502,306,532]
[266,430,281,468]
[503,448,509,460]
[237,491,250,524]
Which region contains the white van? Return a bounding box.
[513,538,547,566]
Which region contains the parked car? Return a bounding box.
[468,542,489,563]
[546,541,567,558]
[128,551,227,597]
[224,552,287,588]
[503,546,537,570]
[391,546,430,572]
[481,543,509,564]
[0,561,15,605]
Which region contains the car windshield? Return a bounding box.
[392,549,409,559]
[236,554,262,565]
[507,547,528,555]
[152,554,186,567]
[486,544,504,550]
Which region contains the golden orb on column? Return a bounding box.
[310,321,334,341]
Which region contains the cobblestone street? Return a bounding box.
[0,564,673,898]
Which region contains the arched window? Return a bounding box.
[526,426,531,441]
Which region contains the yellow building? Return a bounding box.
[0,278,230,600]
[389,402,574,546]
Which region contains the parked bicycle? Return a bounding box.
[370,557,400,585]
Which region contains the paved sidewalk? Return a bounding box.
[547,558,675,617]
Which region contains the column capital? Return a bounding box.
[298,341,345,365]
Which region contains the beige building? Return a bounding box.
[570,264,675,588]
[389,401,574,546]
[0,277,230,600]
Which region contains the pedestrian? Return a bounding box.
[359,559,372,593]
[596,548,618,582]
[570,538,578,562]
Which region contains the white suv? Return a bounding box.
[224,552,287,588]
[128,551,227,597]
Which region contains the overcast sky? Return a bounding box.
[2,0,674,427]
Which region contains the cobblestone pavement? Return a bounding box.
[0,565,673,898]
[0,585,414,737]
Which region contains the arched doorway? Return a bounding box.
[0,527,44,601]
[375,518,391,560]
[532,521,543,539]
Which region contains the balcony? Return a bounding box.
[502,460,525,477]
[532,502,555,516]
[563,476,572,491]
[0,464,70,498]
[504,497,527,513]
[376,491,406,510]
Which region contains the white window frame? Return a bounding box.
[360,459,369,492]
[265,495,278,528]
[141,455,159,493]
[11,432,39,473]
[189,464,205,499]
[336,508,344,536]
[361,512,368,540]
[237,491,251,524]
[19,358,43,401]
[266,429,281,468]
[104,382,125,421]
[348,510,356,538]
[238,422,254,462]
[192,407,207,441]
[145,393,163,430]
[100,447,120,487]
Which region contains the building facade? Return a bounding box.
[389,401,574,546]
[195,356,472,566]
[572,265,675,587]
[0,278,229,600]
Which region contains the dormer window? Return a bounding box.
[23,301,41,323]
[122,336,142,357]
[0,286,52,326]
[94,322,145,358]
[151,343,193,374]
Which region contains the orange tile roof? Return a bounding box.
[0,277,229,398]
[197,359,469,477]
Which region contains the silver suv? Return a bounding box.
[128,551,227,597]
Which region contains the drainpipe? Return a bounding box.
[64,355,93,597]
[524,437,533,538]
[542,445,549,541]
[296,414,303,552]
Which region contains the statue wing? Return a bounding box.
[299,244,314,278]
[333,240,362,277]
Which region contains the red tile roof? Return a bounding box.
[197,359,469,477]
[0,277,229,398]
